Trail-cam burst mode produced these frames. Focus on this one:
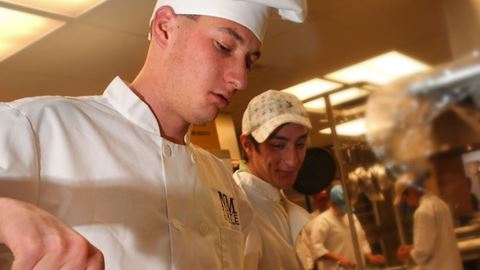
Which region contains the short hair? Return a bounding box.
[183,14,199,21]
[149,14,199,40]
[242,134,260,162]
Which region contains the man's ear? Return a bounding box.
[150,6,176,46]
[239,135,252,154]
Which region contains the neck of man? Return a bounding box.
[331,205,345,217]
[158,119,190,144]
[129,77,190,145]
[414,190,425,206]
[247,165,282,190]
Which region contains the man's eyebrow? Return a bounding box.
[269,134,308,141]
[218,27,261,59]
[218,27,244,44]
[270,136,289,141]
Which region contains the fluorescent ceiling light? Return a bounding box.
[325,51,430,85]
[2,0,107,17]
[0,7,64,62]
[319,118,366,136]
[282,78,342,101]
[303,87,370,113]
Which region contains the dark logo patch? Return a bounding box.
[217,191,240,226]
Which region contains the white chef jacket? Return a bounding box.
[233,171,311,270]
[0,77,257,270]
[304,208,371,270]
[410,193,462,270]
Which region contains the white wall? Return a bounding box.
[443,0,480,58]
[215,113,241,161]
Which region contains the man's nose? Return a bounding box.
[283,148,301,168]
[225,61,247,91]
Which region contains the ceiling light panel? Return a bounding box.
[0,7,64,62]
[2,0,107,17]
[303,87,370,113]
[282,78,342,101]
[319,118,366,136]
[325,51,430,85]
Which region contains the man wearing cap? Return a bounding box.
[394,173,462,270]
[0,0,306,269]
[303,183,385,270]
[233,90,313,269]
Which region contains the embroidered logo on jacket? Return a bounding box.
[217,191,240,226]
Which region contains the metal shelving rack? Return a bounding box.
[304,80,377,270]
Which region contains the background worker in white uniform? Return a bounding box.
[395,173,463,270]
[233,90,313,269]
[304,184,385,270]
[0,1,307,269]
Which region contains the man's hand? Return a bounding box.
[0,198,104,270]
[365,252,386,265]
[396,245,413,262]
[336,255,354,268]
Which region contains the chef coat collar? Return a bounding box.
[241,172,282,202]
[104,77,191,145]
[104,77,160,135]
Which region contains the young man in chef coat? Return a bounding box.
[395,172,463,270]
[303,183,385,269]
[0,0,307,269]
[234,90,313,269]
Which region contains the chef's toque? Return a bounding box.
[150,0,307,41]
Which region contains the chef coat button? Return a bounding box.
[199,222,209,235]
[172,219,184,231]
[163,145,172,157]
[191,153,197,163]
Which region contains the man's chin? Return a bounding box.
[279,172,297,181]
[276,177,296,189]
[191,111,219,125]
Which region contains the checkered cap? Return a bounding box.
[242,90,311,143]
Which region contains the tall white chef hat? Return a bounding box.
[150,0,307,41]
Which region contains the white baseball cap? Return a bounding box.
[242,90,311,143]
[150,0,307,41]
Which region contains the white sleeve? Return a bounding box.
[296,222,314,270]
[0,104,39,203]
[242,213,262,270]
[410,209,436,265]
[309,216,331,259]
[232,177,262,270]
